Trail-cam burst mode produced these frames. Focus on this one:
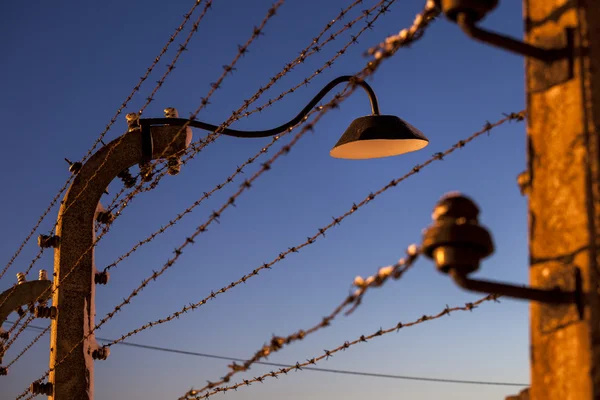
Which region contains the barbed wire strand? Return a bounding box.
[177,245,420,399]
[187,294,501,399]
[5,320,526,387]
[104,109,525,351]
[0,0,209,283]
[4,325,50,371]
[101,0,398,273]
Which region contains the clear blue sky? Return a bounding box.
[0,1,529,399]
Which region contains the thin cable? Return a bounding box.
[186,294,507,399]
[2,321,527,387]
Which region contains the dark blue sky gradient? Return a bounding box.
[1,1,529,399]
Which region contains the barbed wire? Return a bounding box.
[3,325,49,371]
[366,0,440,62]
[185,294,501,399]
[176,244,420,399]
[0,0,208,284]
[14,104,526,398]
[100,0,398,273]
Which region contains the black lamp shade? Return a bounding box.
[330,115,429,160]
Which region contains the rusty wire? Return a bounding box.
[176,244,420,399]
[4,325,49,370]
[101,109,525,350]
[185,294,500,399]
[0,0,208,284]
[101,0,397,273]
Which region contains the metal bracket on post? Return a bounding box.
[437,0,574,92]
[420,192,584,318]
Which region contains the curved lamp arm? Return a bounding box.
[139,75,380,138]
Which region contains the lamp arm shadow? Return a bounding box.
[140,75,380,138]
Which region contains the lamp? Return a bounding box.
[140,75,429,160]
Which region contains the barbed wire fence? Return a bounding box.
[4,1,530,398]
[2,0,286,358]
[15,2,525,396]
[0,0,211,283]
